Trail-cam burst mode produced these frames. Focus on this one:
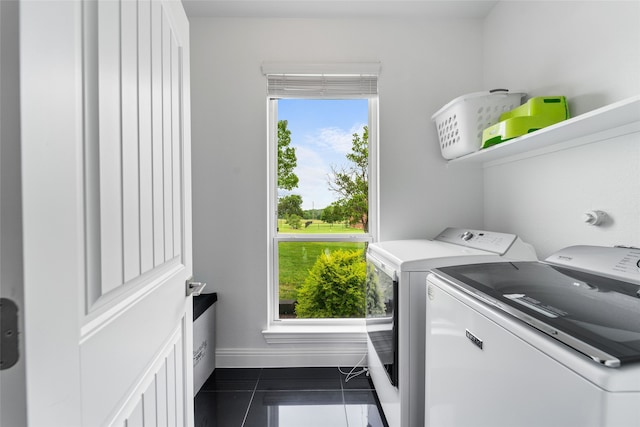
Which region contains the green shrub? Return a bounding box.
[286,214,302,229]
[295,249,366,318]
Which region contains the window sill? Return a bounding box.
[262,320,366,345]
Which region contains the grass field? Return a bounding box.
[277,219,366,301]
[277,218,365,234]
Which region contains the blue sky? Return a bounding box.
[278,99,368,210]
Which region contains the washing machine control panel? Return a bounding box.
[545,245,640,284]
[435,227,518,255]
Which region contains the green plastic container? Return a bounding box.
[482,96,569,148]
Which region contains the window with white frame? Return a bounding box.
[265,64,379,321]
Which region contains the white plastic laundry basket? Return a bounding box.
[432,90,526,159]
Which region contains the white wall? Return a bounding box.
[482,1,640,258]
[191,1,640,367]
[190,17,486,366]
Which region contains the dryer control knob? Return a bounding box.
[461,231,474,241]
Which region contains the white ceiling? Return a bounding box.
[181,0,500,19]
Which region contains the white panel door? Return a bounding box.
[0,1,28,426]
[19,1,194,426]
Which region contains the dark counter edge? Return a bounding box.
[193,293,218,321]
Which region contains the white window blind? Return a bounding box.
[262,62,380,99]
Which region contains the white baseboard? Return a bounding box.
[215,345,368,368]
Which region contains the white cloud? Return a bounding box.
[316,127,353,154]
[308,123,367,155]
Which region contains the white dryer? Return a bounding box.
[365,227,537,427]
[426,245,640,427]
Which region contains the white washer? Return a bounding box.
[365,227,537,427]
[426,245,640,427]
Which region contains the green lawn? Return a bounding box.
[277,219,365,234]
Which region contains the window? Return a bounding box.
[265,65,379,322]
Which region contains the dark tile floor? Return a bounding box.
[195,367,389,427]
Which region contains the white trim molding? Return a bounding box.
[216,343,368,368]
[262,323,366,345]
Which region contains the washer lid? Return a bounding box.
[367,239,492,272]
[432,261,640,368]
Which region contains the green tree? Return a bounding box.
[295,249,366,318]
[303,209,322,220]
[320,203,344,225]
[278,120,299,191]
[328,126,368,232]
[286,214,302,230]
[278,194,304,219]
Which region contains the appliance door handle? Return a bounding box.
[367,256,398,281]
[186,279,207,297]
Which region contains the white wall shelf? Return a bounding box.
[448,95,640,167]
